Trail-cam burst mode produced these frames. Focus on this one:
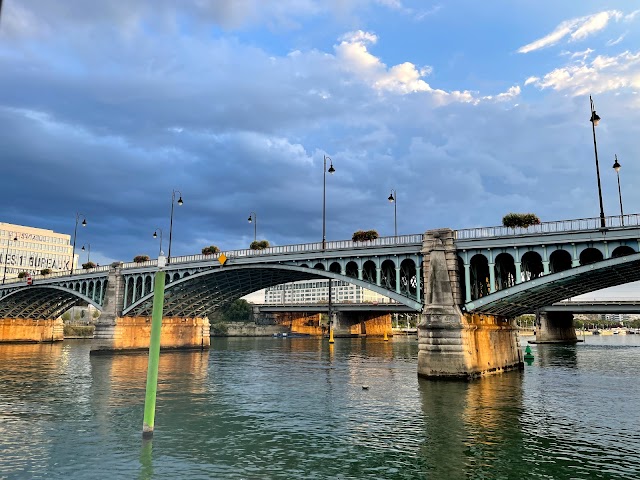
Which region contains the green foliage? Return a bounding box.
[202,245,220,255]
[61,311,71,321]
[63,325,95,337]
[222,299,253,323]
[502,213,541,229]
[352,230,379,242]
[74,310,82,320]
[250,240,270,250]
[40,268,52,275]
[17,271,28,279]
[82,261,96,269]
[133,255,150,263]
[210,322,228,336]
[92,309,101,319]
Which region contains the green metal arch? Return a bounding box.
[466,252,640,317]
[123,263,422,317]
[0,285,102,320]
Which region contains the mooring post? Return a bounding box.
[142,255,166,439]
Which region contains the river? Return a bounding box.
[1,335,639,479]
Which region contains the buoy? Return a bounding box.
[524,345,534,365]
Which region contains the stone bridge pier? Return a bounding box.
[534,311,579,343]
[91,264,210,354]
[418,229,523,379]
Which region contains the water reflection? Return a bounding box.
[418,372,526,479]
[535,344,579,369]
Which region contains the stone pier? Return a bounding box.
[90,263,210,354]
[0,318,64,343]
[534,311,579,344]
[418,229,523,379]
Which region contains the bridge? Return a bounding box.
[1,213,639,378]
[542,300,640,314]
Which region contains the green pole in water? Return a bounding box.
[142,256,166,439]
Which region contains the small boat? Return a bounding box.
[592,330,601,335]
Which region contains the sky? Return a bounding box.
[1,0,639,299]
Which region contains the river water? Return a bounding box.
[1,335,639,479]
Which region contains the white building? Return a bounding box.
[264,279,392,304]
[1,222,76,281]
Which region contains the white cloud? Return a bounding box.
[527,50,640,96]
[524,76,540,86]
[571,48,594,59]
[334,30,474,104]
[607,34,626,46]
[518,10,623,53]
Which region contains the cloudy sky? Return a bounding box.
[1,1,639,297]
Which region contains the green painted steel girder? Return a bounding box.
[0,286,102,319]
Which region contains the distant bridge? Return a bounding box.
[542,300,640,314]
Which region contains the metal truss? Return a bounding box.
[466,253,640,317]
[0,286,101,319]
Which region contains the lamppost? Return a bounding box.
[322,155,335,250]
[1,235,17,285]
[247,212,257,242]
[71,213,87,275]
[153,228,164,257]
[81,244,91,264]
[388,189,397,239]
[167,189,183,263]
[612,154,624,225]
[589,96,606,228]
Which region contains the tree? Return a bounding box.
[222,299,253,323]
[202,245,220,255]
[250,240,270,250]
[40,268,52,275]
[133,255,150,263]
[352,230,379,242]
[17,271,28,279]
[502,213,541,229]
[82,261,96,269]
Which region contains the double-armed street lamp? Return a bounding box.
[322,155,336,250]
[1,235,17,285]
[152,228,164,256]
[247,212,257,242]
[167,189,183,263]
[612,155,624,225]
[589,96,606,229]
[81,244,91,264]
[388,189,397,239]
[71,213,87,275]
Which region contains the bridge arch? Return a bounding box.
[329,262,342,274]
[0,285,102,319]
[612,245,635,258]
[470,253,489,300]
[466,252,640,317]
[122,264,421,318]
[346,261,359,278]
[362,260,376,282]
[549,249,572,273]
[579,247,603,265]
[521,251,543,281]
[494,253,516,290]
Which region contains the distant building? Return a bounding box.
[0,222,76,280]
[605,313,629,324]
[264,279,391,304]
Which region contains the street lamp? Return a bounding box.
[247,212,257,242]
[612,154,624,225]
[167,189,183,263]
[71,213,87,275]
[1,235,17,285]
[81,244,91,264]
[322,155,335,250]
[388,189,397,239]
[589,96,606,228]
[152,228,164,257]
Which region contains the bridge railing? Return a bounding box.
[0,265,111,285]
[454,213,640,240]
[157,234,424,267]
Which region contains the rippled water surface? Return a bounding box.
[1,335,640,479]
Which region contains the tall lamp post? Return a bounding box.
[322,155,335,250]
[71,213,87,275]
[81,244,91,264]
[388,189,397,239]
[589,96,606,228]
[1,235,17,285]
[247,212,257,242]
[612,155,624,225]
[167,189,183,264]
[153,228,164,257]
